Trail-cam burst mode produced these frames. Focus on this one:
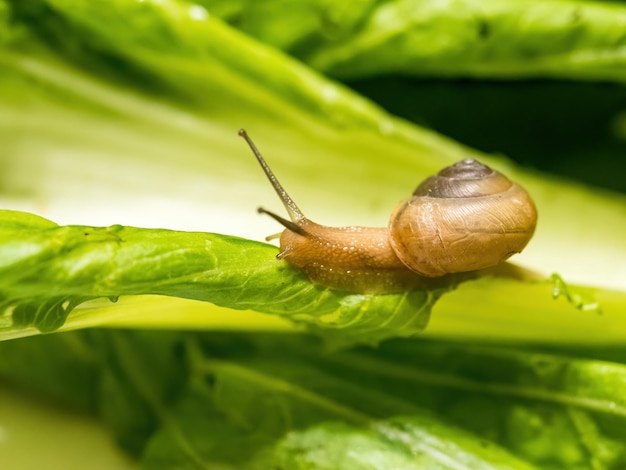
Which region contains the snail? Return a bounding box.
[239,130,537,293]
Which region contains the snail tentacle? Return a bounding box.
[239,129,304,223]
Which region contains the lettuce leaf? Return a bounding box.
[0,209,441,344]
[3,330,626,468]
[208,0,626,82]
[2,207,626,346]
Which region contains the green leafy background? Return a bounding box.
[1,0,626,468]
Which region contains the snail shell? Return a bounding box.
[389,159,537,277]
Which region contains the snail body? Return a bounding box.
[239,130,537,293]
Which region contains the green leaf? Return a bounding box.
[141,332,626,468]
[4,208,624,346]
[3,330,611,469]
[0,210,443,343]
[141,331,542,469]
[270,417,538,470]
[213,0,626,82]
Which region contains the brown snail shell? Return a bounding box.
[389,159,537,277]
